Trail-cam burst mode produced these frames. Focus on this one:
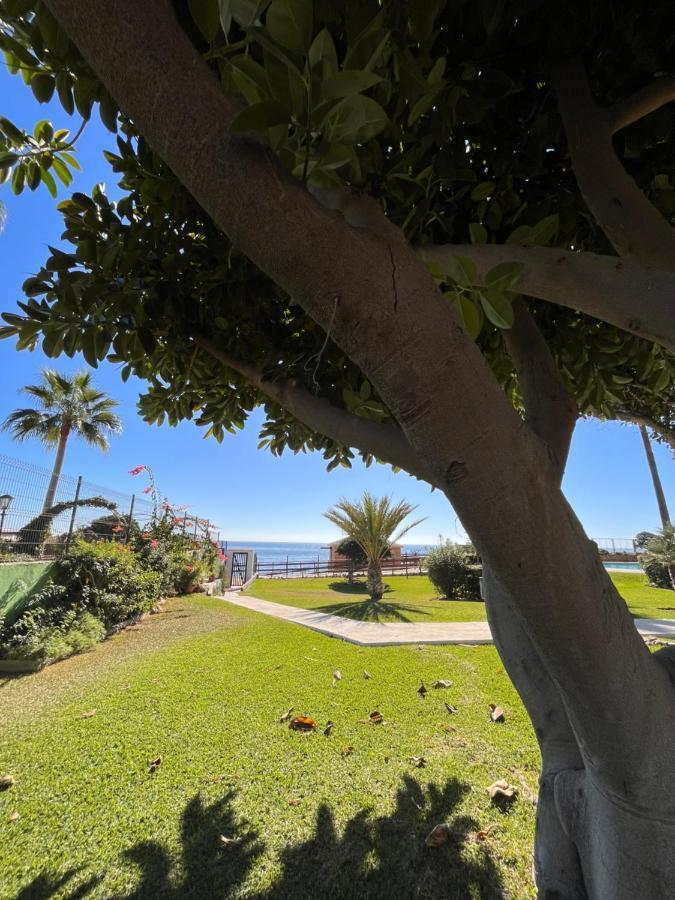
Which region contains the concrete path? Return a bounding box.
[219,592,675,646]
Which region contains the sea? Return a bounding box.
[219,540,433,564]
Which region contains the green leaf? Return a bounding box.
[319,70,381,101]
[479,290,514,329]
[39,165,57,198]
[0,116,26,143]
[450,293,482,339]
[485,261,524,291]
[56,71,75,115]
[470,181,495,201]
[469,222,487,244]
[189,0,221,41]
[229,99,290,133]
[529,213,559,246]
[326,94,388,144]
[30,73,55,103]
[308,27,338,73]
[506,224,532,245]
[229,54,270,104]
[51,156,72,187]
[266,0,313,52]
[440,254,478,286]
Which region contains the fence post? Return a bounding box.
[286,555,289,578]
[125,494,135,544]
[65,475,82,551]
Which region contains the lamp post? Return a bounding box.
[0,494,13,541]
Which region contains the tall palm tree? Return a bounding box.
[324,491,426,600]
[2,369,122,511]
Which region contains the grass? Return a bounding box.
[1,594,538,899]
[247,571,675,623]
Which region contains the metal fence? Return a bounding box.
[256,554,427,579]
[0,453,218,558]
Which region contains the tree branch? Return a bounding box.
[612,411,675,454]
[553,58,675,270]
[421,243,675,351]
[194,335,433,483]
[609,74,675,134]
[505,299,579,475]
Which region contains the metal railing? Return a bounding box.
[255,554,427,579]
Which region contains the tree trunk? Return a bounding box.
[366,559,384,600]
[668,565,675,591]
[42,426,70,513]
[639,424,671,528]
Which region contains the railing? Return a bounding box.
[255,554,427,579]
[592,538,638,556]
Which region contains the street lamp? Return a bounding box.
[0,494,13,541]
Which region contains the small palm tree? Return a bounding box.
[324,491,426,600]
[2,369,122,511]
[642,526,675,589]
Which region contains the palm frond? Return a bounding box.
[324,491,426,562]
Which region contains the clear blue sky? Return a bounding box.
[0,68,673,544]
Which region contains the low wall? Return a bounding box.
[0,560,54,623]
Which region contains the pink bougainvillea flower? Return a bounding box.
[161,501,171,511]
[129,465,146,476]
[186,564,193,572]
[111,525,124,534]
[143,486,153,494]
[150,539,159,549]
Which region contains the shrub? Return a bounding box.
[0,606,104,663]
[641,558,673,590]
[425,540,482,600]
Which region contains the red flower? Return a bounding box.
[150,539,159,549]
[143,486,153,494]
[129,465,146,476]
[111,525,124,534]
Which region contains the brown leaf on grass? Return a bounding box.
[489,704,505,723]
[444,703,458,714]
[488,780,517,805]
[279,707,294,723]
[288,798,302,806]
[341,746,355,757]
[0,775,16,790]
[76,709,97,719]
[363,670,371,679]
[472,824,501,842]
[219,834,239,846]
[8,811,20,823]
[323,721,334,736]
[148,756,162,773]
[417,682,428,699]
[289,716,316,731]
[368,711,384,724]
[432,680,452,689]
[410,756,426,768]
[425,822,451,847]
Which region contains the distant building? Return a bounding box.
[327,540,402,564]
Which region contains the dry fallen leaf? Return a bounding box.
[410,756,426,768]
[323,720,334,736]
[148,756,162,773]
[368,711,385,724]
[0,775,16,790]
[288,798,302,807]
[489,704,505,723]
[76,709,97,719]
[444,702,458,714]
[363,670,371,680]
[472,824,500,842]
[425,822,451,847]
[219,834,239,846]
[290,716,317,731]
[432,680,452,689]
[488,780,518,804]
[341,745,355,757]
[279,707,294,723]
[417,682,428,699]
[8,811,20,823]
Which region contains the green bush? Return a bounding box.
[641,558,673,590]
[0,607,105,663]
[51,539,162,628]
[425,540,482,600]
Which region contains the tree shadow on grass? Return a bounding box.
[317,598,429,623]
[123,790,263,899]
[267,775,505,899]
[16,868,102,899]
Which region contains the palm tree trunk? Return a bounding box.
[42,427,70,513]
[366,558,384,600]
[639,425,671,528]
[668,565,675,591]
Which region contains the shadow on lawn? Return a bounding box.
[317,582,428,623]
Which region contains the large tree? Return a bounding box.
[1,1,675,896]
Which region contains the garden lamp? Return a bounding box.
[0,494,13,540]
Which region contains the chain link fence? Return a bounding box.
[0,454,218,559]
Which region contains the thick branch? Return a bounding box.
[48,0,664,782]
[505,299,579,475]
[421,243,675,352]
[195,335,432,483]
[609,75,675,134]
[553,59,675,270]
[613,412,675,453]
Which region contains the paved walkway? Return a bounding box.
[219,592,675,646]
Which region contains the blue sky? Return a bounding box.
[0,68,673,544]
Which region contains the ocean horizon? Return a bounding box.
[220,539,434,564]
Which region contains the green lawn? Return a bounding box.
[1,595,538,899]
[247,570,675,623]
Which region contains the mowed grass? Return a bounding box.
[247,571,674,623]
[1,595,539,899]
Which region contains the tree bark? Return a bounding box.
[43,3,675,895]
[366,558,384,601]
[42,426,70,512]
[639,424,671,527]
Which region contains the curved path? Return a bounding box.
[219,591,675,647]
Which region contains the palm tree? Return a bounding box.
[642,526,675,590]
[324,491,426,600]
[2,369,122,511]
